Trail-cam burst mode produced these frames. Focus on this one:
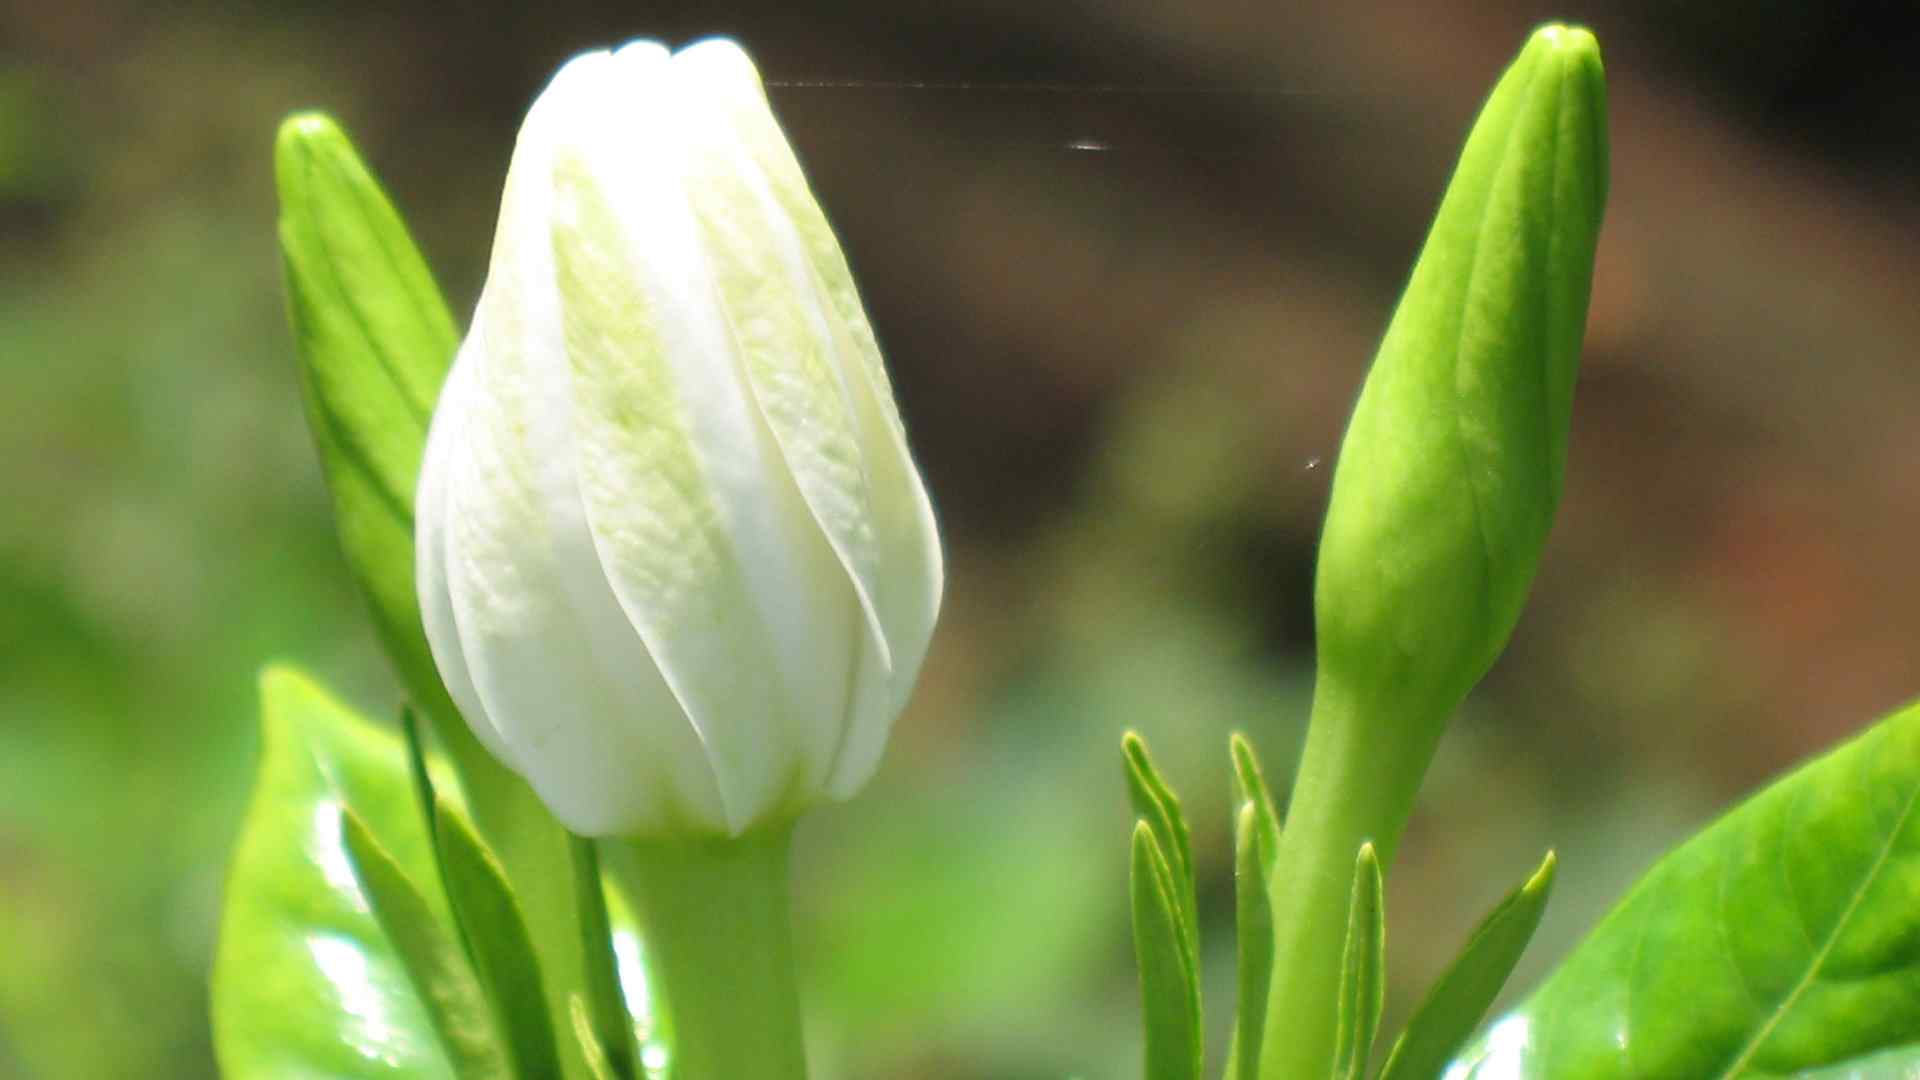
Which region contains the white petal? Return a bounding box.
[676,40,944,794]
[437,50,727,836]
[416,355,510,761]
[548,47,861,833]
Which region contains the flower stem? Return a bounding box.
[607,825,807,1080]
[1259,675,1444,1079]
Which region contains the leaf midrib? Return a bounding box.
[1712,768,1920,1078]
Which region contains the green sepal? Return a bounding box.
[1333,843,1385,1080]
[1131,821,1203,1080]
[435,804,563,1080]
[341,808,514,1079]
[1231,801,1276,1080]
[1377,850,1555,1080]
[571,837,640,1080]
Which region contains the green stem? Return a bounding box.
[607,825,807,1080]
[1258,675,1444,1080]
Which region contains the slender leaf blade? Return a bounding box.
[1132,822,1202,1080]
[436,805,563,1080]
[1378,850,1554,1080]
[1123,732,1199,964]
[341,809,512,1079]
[1334,843,1385,1080]
[1232,801,1276,1080]
[1230,732,1281,879]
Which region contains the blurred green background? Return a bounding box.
[4,1,1919,1076]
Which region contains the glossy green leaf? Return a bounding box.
[341,809,512,1079]
[1378,850,1555,1080]
[1132,821,1203,1080]
[277,111,594,1078]
[212,666,453,1077]
[1232,801,1277,1080]
[436,804,563,1079]
[1334,843,1385,1080]
[1792,1042,1920,1079]
[1453,700,1920,1078]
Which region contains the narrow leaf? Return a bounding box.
[1230,732,1281,878]
[571,837,640,1080]
[1452,699,1920,1078]
[1131,821,1202,1080]
[1233,801,1276,1080]
[341,808,513,1079]
[1123,731,1199,958]
[1333,843,1385,1080]
[436,805,563,1079]
[1378,850,1554,1080]
[403,707,444,876]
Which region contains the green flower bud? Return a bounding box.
[1315,22,1606,728]
[1263,26,1608,1079]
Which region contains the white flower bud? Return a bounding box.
[416,39,943,838]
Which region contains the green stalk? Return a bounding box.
[607,826,807,1080]
[1259,677,1434,1078]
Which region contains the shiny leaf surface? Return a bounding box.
[212,667,453,1077]
[1452,701,1920,1078]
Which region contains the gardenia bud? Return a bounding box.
[415,39,943,838]
[1313,24,1607,729]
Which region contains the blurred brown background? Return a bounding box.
[2,1,1918,1076]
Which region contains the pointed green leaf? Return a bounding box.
[341,809,513,1079]
[571,837,640,1080]
[1131,821,1203,1080]
[1123,731,1198,957]
[1230,732,1281,879]
[1452,700,1920,1078]
[274,111,457,731]
[436,805,563,1080]
[277,111,594,1079]
[1334,843,1385,1080]
[1232,801,1276,1080]
[212,666,454,1077]
[1377,850,1554,1080]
